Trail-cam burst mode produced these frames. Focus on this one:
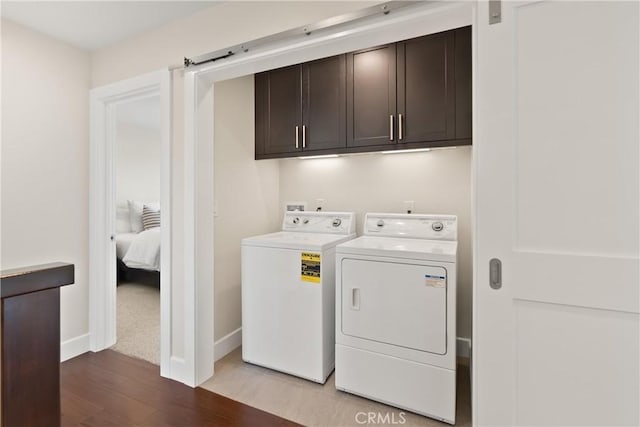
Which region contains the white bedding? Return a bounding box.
[115,233,137,259]
[120,228,162,271]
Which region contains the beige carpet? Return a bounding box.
[110,281,160,365]
[201,348,471,427]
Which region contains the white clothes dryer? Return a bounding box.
[335,213,458,424]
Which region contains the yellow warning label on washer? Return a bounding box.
[301,252,321,283]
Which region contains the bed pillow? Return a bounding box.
[116,202,131,233]
[142,205,161,230]
[128,200,159,233]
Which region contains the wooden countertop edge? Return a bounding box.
[1,262,75,298]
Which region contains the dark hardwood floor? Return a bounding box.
[61,350,299,426]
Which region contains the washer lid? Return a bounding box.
[242,231,356,251]
[336,236,457,262]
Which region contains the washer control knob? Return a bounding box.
[292,217,300,225]
[432,222,444,232]
[332,218,342,227]
[303,218,309,224]
[377,220,385,227]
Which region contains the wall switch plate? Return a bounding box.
[403,200,415,214]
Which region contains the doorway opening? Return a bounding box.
[110,94,162,365]
[89,69,172,379]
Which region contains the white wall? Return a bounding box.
[213,76,280,339]
[115,121,161,205]
[213,75,473,341]
[90,1,382,358]
[1,19,91,346]
[279,148,473,339]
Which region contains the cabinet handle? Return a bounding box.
[389,115,394,141]
[399,114,403,141]
[302,125,306,148]
[295,126,299,149]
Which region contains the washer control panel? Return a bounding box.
[282,211,355,234]
[364,213,457,240]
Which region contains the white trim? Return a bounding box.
[183,1,472,386]
[214,328,242,362]
[170,356,188,382]
[89,69,174,380]
[456,337,472,359]
[471,3,479,426]
[61,333,91,362]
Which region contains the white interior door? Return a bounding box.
[475,2,639,426]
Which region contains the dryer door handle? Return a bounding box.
[351,288,360,311]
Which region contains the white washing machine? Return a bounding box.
[335,213,458,424]
[242,211,356,383]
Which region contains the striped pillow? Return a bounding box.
[142,205,161,230]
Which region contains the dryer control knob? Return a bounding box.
[432,222,444,232]
[332,218,342,227]
[292,217,300,224]
[303,218,309,224]
[377,220,385,227]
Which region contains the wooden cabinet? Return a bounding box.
[255,64,302,156]
[303,55,346,152]
[255,55,346,158]
[346,44,396,148]
[454,26,472,140]
[255,27,471,159]
[397,30,456,144]
[1,263,74,427]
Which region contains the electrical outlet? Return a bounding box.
[285,201,307,212]
[403,200,415,214]
[315,198,325,212]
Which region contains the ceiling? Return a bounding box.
[1,1,220,51]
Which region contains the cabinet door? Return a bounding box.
[255,65,302,156]
[346,44,397,148]
[455,26,472,140]
[302,55,346,152]
[397,31,456,144]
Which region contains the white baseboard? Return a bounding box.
[214,327,242,362]
[61,333,91,362]
[457,337,472,359]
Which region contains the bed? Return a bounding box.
[116,201,161,275]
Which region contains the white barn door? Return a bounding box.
[475,1,639,425]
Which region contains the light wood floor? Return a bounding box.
[201,348,471,427]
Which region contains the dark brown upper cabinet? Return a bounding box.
[255,55,346,159]
[346,44,397,148]
[454,26,472,140]
[255,27,471,159]
[255,64,302,156]
[397,30,456,144]
[303,55,347,152]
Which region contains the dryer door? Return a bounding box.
[340,258,447,354]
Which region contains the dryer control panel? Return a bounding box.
[364,213,457,241]
[282,211,356,235]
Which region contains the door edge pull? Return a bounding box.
[489,258,502,290]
